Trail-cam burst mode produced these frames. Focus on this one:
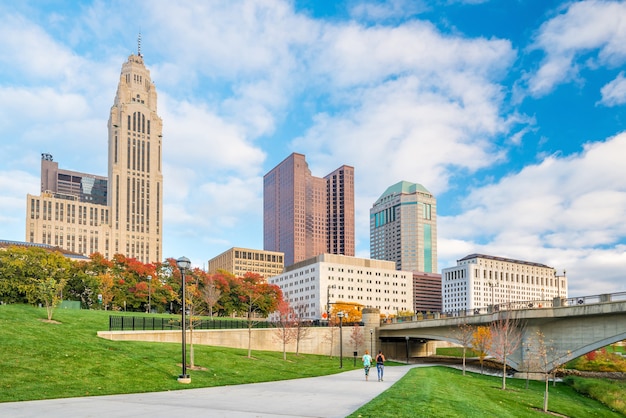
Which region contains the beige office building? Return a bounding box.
[208,247,285,279]
[441,254,568,313]
[26,48,163,263]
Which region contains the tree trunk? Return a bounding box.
[462,347,466,376]
[543,373,550,412]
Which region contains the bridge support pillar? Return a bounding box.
[362,308,380,355]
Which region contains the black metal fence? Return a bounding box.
[109,316,275,331]
[108,316,365,331]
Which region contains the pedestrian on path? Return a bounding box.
[376,350,386,381]
[362,350,372,381]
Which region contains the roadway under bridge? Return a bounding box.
[377,293,626,371]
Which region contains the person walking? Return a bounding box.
[362,350,372,381]
[375,350,386,381]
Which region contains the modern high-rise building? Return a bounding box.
[26,46,163,263]
[263,153,354,267]
[370,181,437,273]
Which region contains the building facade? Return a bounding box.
[268,253,414,320]
[413,271,442,313]
[208,247,284,279]
[26,49,163,263]
[263,153,354,267]
[441,253,568,313]
[370,181,437,273]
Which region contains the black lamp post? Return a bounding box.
[176,256,191,383]
[370,329,373,354]
[147,275,152,313]
[405,336,410,364]
[338,311,344,368]
[326,284,336,322]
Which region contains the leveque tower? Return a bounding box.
[26,47,163,263]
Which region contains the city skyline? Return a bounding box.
[1,1,625,296]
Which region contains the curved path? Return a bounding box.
[0,365,421,418]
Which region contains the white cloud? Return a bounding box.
[599,71,626,106]
[349,0,429,20]
[527,0,626,97]
[440,132,626,295]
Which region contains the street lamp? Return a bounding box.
[337,311,344,368]
[147,275,152,313]
[176,256,191,384]
[370,329,373,354]
[326,284,336,322]
[405,336,410,364]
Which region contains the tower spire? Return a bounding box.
[138,32,142,57]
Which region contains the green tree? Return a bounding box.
[38,276,67,321]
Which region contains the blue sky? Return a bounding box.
[1,0,625,297]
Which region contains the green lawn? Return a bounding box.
[350,366,625,418]
[0,304,360,402]
[1,303,625,418]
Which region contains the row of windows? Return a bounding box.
[30,199,109,226]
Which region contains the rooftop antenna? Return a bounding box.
[138,32,142,57]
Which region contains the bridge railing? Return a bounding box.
[387,291,626,325]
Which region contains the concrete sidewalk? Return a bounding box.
[0,365,421,418]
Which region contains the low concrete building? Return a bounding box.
[268,253,414,320]
[442,253,567,313]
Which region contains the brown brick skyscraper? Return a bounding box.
[263,153,354,267]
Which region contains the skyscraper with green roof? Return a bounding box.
[370,181,437,273]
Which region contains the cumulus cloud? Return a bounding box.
[526,0,626,97]
[599,71,626,106]
[440,133,626,295]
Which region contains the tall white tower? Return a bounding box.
[107,46,163,263]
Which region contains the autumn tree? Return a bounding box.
[472,326,492,374]
[489,313,524,390]
[452,323,475,375]
[331,301,364,323]
[236,273,283,358]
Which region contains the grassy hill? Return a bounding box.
[1,304,624,417]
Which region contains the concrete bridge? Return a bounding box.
[378,292,626,371]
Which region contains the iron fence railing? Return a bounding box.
[388,291,626,325]
[108,316,363,331]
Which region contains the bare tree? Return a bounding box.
[489,313,523,390]
[292,303,313,356]
[349,326,365,358]
[202,278,221,317]
[323,320,337,358]
[527,331,571,412]
[452,323,475,375]
[273,300,298,360]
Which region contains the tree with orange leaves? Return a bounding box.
[472,326,492,374]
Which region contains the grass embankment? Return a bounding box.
[350,367,625,418]
[0,304,360,402]
[2,304,625,417]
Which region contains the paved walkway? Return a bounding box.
[0,365,421,418]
